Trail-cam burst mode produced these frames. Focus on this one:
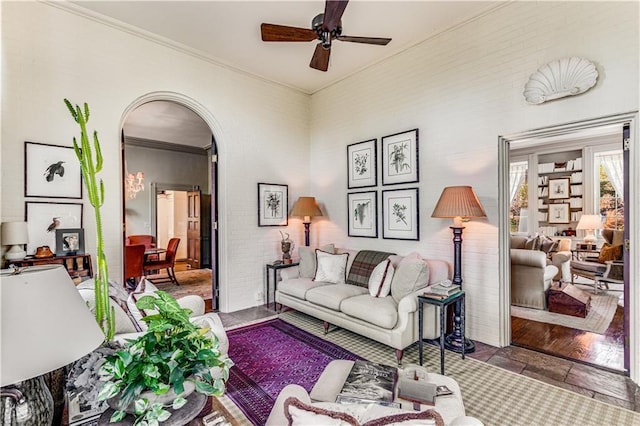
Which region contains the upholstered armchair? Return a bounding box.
[570,229,624,293]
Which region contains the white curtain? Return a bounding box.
[600,152,623,196]
[509,161,528,203]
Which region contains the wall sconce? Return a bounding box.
[290,196,323,246]
[431,185,487,354]
[126,171,145,199]
[1,221,29,261]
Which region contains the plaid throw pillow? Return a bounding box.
[346,250,395,288]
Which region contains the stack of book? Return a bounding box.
[423,283,461,299]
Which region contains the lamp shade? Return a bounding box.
[431,186,487,226]
[1,266,105,386]
[576,214,604,230]
[290,197,323,222]
[1,221,29,245]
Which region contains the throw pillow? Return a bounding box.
[126,292,148,331]
[598,243,623,263]
[539,236,558,254]
[390,252,430,303]
[284,398,361,426]
[368,260,395,298]
[524,235,540,250]
[299,244,335,278]
[314,250,349,284]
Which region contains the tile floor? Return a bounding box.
[217,305,640,412]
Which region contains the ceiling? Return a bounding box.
[70,1,504,94]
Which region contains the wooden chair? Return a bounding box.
[124,244,146,289]
[143,238,180,285]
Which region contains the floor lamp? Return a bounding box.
[290,196,323,246]
[431,186,487,353]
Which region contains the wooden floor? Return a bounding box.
[511,306,625,372]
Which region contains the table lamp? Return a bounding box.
[576,214,603,245]
[431,186,487,353]
[290,196,323,246]
[1,221,29,261]
[1,266,105,425]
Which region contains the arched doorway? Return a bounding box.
[119,93,223,311]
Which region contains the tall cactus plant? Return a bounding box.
[65,99,114,340]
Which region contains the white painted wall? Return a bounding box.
[309,1,639,347]
[1,2,311,312]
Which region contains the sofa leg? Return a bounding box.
[323,321,329,335]
[395,349,404,366]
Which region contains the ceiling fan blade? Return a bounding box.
[261,23,317,42]
[337,35,392,46]
[310,43,331,72]
[322,0,349,31]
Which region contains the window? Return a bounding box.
[509,161,528,233]
[595,150,623,230]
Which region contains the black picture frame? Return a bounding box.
[347,139,377,189]
[347,191,378,238]
[381,129,419,186]
[257,183,288,226]
[382,188,419,240]
[55,228,85,256]
[24,141,82,199]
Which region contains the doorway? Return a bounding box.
[121,99,219,310]
[499,113,636,374]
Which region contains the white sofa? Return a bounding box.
[276,246,451,365]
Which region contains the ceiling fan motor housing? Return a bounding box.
[312,13,341,48]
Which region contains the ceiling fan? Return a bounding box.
[260,0,392,72]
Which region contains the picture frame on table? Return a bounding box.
[24,141,82,199]
[25,201,83,255]
[382,188,419,240]
[548,178,571,200]
[548,203,570,224]
[257,183,288,226]
[348,191,378,238]
[381,129,419,185]
[55,228,85,256]
[347,139,377,189]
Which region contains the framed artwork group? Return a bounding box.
[346,128,420,240]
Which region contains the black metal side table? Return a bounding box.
[265,261,299,307]
[418,291,466,375]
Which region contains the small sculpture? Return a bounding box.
[280,231,294,264]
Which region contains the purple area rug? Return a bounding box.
[226,319,363,425]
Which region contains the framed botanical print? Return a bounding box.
[347,139,377,189]
[55,228,85,256]
[548,203,570,224]
[25,201,83,255]
[381,129,419,185]
[382,188,419,240]
[258,183,288,226]
[25,141,82,198]
[347,191,378,238]
[548,178,571,200]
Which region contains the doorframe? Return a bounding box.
[119,91,229,311]
[150,183,194,243]
[498,111,639,382]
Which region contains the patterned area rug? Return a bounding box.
[214,310,640,426]
[146,268,212,301]
[511,292,619,334]
[225,319,363,425]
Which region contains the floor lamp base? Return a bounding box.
[444,333,475,354]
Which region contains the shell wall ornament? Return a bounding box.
[524,57,598,105]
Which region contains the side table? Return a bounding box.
[418,291,466,375]
[265,261,299,307]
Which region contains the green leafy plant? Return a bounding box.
[64,99,114,340]
[97,291,233,425]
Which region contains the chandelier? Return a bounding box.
[126,171,145,199]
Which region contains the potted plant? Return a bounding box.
[97,291,233,424]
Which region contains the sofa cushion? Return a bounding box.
[306,284,368,311]
[299,244,335,278]
[314,250,349,284]
[279,277,331,300]
[341,294,399,329]
[346,250,396,288]
[368,260,394,298]
[390,253,429,303]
